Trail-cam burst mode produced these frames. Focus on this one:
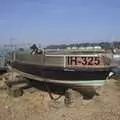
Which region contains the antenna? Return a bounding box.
[10,37,15,81]
[111,35,115,53]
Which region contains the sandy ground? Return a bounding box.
[0,72,120,120]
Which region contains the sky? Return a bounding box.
[0,0,120,46]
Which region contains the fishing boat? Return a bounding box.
[8,45,114,87]
[0,52,8,73]
[108,49,120,78]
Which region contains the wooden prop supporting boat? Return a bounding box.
[8,48,114,88]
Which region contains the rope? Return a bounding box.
[44,83,63,101]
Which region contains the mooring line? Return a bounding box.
[44,83,63,100]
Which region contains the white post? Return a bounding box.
[64,55,66,68]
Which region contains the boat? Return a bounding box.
[0,52,8,73]
[8,45,114,88]
[108,49,120,78]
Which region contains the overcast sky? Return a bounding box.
[0,0,120,46]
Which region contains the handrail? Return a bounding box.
[45,54,101,57]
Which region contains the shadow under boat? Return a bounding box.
[27,79,99,100]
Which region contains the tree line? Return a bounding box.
[46,41,120,49]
